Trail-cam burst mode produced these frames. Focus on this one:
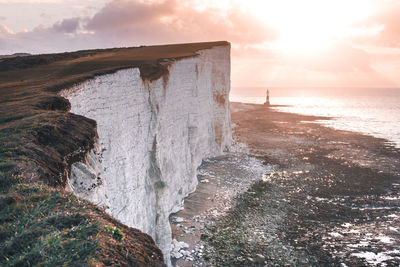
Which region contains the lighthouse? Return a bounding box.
[264,89,270,106]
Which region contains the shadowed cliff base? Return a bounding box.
[0,41,229,266]
[171,103,400,266]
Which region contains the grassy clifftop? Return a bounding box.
[0,182,163,266]
[0,41,229,266]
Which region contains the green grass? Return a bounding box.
[104,225,124,242]
[0,183,100,266]
[0,42,227,266]
[0,166,163,266]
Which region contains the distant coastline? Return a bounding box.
[231,91,400,148]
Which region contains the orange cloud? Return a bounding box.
[372,5,400,47]
[0,0,276,53]
[353,1,400,48]
[86,0,276,45]
[304,44,373,73]
[0,0,399,88]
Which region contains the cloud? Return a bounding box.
[354,2,400,48]
[0,0,398,87]
[0,24,12,35]
[0,21,99,54]
[40,12,51,19]
[374,6,400,47]
[304,44,373,73]
[0,0,70,3]
[52,17,81,33]
[230,41,397,88]
[87,0,175,31]
[0,0,276,54]
[86,0,276,45]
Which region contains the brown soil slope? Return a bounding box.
[0,41,229,266]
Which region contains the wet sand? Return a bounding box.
[170,102,400,266]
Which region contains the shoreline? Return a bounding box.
[232,98,400,150]
[170,102,400,266]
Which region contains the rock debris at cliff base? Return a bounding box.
[170,152,273,265]
[171,103,400,267]
[0,42,230,267]
[61,43,231,266]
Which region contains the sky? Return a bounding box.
[1,0,400,89]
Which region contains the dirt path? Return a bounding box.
[171,103,400,266]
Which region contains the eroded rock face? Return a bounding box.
[61,45,231,265]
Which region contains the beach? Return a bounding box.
[170,102,400,266]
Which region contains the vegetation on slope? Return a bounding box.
[0,41,228,266]
[0,177,163,266]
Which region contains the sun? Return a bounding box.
[242,0,373,55]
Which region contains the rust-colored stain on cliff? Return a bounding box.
[0,41,229,187]
[214,91,226,107]
[214,124,223,147]
[0,41,230,267]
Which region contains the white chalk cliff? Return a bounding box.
[60,44,231,264]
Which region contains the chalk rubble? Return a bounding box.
[61,44,231,265]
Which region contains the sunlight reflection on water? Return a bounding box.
[230,94,400,148]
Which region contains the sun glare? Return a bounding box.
[242,0,373,55]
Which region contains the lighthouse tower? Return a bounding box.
[264,89,270,105]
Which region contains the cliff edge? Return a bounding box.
[0,41,230,266]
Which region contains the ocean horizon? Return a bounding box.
[231,87,400,148]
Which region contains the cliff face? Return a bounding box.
[61,45,231,263]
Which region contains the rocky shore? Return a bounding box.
[170,102,400,266]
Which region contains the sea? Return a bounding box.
[230,87,400,148]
